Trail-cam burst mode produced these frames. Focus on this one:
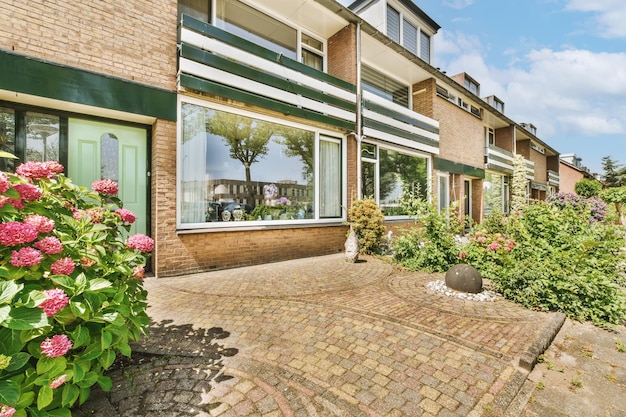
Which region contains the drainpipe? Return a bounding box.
[355,21,363,200]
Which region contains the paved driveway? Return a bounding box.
[76,254,561,417]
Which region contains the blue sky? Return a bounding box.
[340,0,626,174]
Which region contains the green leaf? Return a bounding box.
[37,384,53,410]
[78,386,91,406]
[98,349,116,370]
[71,363,85,383]
[70,326,90,349]
[2,307,48,330]
[0,305,10,324]
[0,281,23,304]
[0,379,20,405]
[48,409,72,417]
[86,278,112,292]
[69,301,88,319]
[15,390,35,409]
[78,342,102,361]
[97,375,113,392]
[61,383,79,407]
[0,150,18,159]
[76,371,98,388]
[100,331,113,350]
[36,357,66,376]
[6,352,31,372]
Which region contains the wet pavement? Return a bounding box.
[74,254,624,416]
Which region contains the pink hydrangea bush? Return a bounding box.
[0,161,153,415]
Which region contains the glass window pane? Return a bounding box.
[320,138,341,218]
[26,112,59,163]
[483,172,503,216]
[403,19,418,54]
[0,108,16,171]
[362,65,409,108]
[361,160,376,199]
[180,103,316,224]
[379,148,427,215]
[216,0,297,59]
[419,30,430,63]
[302,33,323,52]
[438,175,449,213]
[101,133,119,181]
[387,5,400,43]
[178,0,210,22]
[302,49,323,71]
[361,143,376,160]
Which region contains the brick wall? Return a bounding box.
[559,162,584,194]
[530,150,548,183]
[327,23,357,84]
[412,79,435,118]
[433,97,484,168]
[495,126,514,152]
[1,0,177,90]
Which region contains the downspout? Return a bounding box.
[355,21,363,200]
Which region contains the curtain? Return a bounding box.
[181,105,207,223]
[319,138,341,218]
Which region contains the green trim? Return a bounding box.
[181,44,355,113]
[487,153,514,168]
[363,118,439,149]
[180,74,355,131]
[434,157,485,178]
[531,181,547,191]
[181,14,355,94]
[363,99,439,134]
[0,49,176,121]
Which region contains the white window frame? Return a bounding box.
[385,2,433,63]
[437,173,450,214]
[176,95,347,230]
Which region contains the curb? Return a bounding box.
[518,312,567,372]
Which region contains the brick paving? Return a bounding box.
[76,254,560,416]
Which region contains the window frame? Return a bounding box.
[360,139,431,219]
[176,96,347,230]
[386,2,433,63]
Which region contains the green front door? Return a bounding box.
[68,118,148,235]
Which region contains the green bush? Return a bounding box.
[462,201,626,326]
[392,191,460,272]
[575,178,603,198]
[347,198,385,254]
[0,161,152,416]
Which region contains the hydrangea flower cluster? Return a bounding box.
[40,334,73,358]
[0,404,16,417]
[92,179,119,195]
[127,234,155,253]
[546,192,608,223]
[38,289,70,317]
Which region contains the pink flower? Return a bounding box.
[80,257,97,268]
[0,172,10,193]
[127,234,154,253]
[73,208,104,224]
[476,236,487,244]
[13,183,42,201]
[11,247,43,267]
[40,334,72,358]
[34,236,64,254]
[16,161,63,179]
[0,222,38,245]
[92,179,118,195]
[115,208,136,224]
[39,289,69,317]
[458,252,467,260]
[0,196,23,209]
[487,242,500,252]
[0,404,16,417]
[505,240,517,252]
[23,214,55,233]
[133,265,145,279]
[50,374,67,389]
[50,257,75,275]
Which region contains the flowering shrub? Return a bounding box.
[0,161,152,416]
[347,198,385,254]
[546,192,608,222]
[462,201,626,326]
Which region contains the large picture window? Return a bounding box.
[361,142,428,217]
[179,101,343,226]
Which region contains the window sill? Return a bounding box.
[176,220,346,235]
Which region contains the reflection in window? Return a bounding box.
[101,133,119,181]
[0,108,15,171]
[26,112,59,163]
[177,0,210,22]
[361,144,428,216]
[483,171,504,216]
[180,102,342,225]
[362,65,409,108]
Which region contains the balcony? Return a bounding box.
[525,159,535,181]
[547,169,560,187]
[178,14,356,131]
[485,145,514,172]
[362,91,439,154]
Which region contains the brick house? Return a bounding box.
[1,0,562,276]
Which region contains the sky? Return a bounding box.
[339,0,626,174]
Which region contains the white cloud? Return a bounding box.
[565,0,626,38]
[443,0,474,9]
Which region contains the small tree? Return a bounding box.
[574,178,603,198]
[601,186,626,226]
[347,199,385,254]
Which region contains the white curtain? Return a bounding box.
[181,106,207,223]
[319,138,341,218]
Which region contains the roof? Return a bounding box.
[347,0,441,32]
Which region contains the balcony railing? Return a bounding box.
[525,159,535,180]
[547,169,560,187]
[362,91,439,155]
[178,14,356,131]
[485,145,514,173]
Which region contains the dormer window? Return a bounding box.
[386,3,432,63]
[464,77,479,96]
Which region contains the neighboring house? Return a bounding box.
[1,0,564,276]
[559,153,593,194]
[515,123,560,200]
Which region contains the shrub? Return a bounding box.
[0,162,152,416]
[347,198,385,254]
[575,178,603,198]
[463,201,626,326]
[601,186,626,225]
[392,190,460,272]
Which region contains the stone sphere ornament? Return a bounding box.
[444,264,483,294]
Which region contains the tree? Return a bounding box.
[206,112,276,182]
[575,178,602,197]
[274,126,314,182]
[601,156,626,188]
